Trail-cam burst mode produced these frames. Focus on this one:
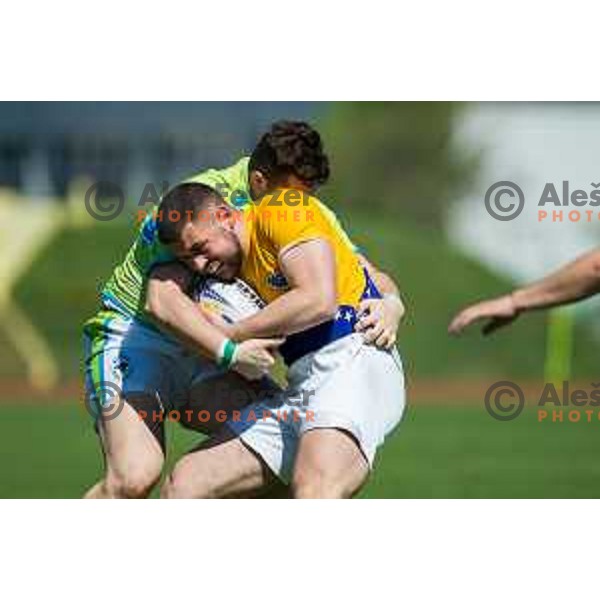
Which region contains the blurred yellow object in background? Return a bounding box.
[0,193,63,390]
[65,177,97,229]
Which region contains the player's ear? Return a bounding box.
[249,169,270,199]
[214,204,234,228]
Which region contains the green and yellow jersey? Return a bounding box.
[97,156,357,325]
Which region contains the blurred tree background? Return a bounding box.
[311,101,600,383]
[319,102,478,228]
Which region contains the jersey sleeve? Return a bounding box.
[255,196,329,255]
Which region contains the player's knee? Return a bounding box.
[292,471,347,499]
[106,465,160,499]
[160,473,197,499]
[160,461,217,499]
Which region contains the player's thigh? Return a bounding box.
[162,430,276,499]
[85,341,167,489]
[292,428,369,499]
[98,399,164,493]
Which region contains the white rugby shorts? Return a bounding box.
[227,332,406,483]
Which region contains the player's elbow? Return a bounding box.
[144,285,163,320]
[311,289,338,322]
[145,279,176,323]
[589,252,600,281]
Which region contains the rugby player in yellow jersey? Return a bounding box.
[83,121,404,499]
[152,183,405,498]
[182,121,403,350]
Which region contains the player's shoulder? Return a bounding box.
[184,156,250,207]
[128,206,158,246]
[185,156,249,188]
[249,189,322,231]
[254,188,322,213]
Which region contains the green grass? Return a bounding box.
[1,401,599,498]
[364,404,600,498]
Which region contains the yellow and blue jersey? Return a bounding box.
[240,191,380,364]
[241,191,364,307]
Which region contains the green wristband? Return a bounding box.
[218,339,238,369]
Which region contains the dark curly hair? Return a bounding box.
[249,121,330,188]
[157,183,222,245]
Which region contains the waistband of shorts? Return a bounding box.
[99,290,162,333]
[280,268,381,366]
[83,306,166,342]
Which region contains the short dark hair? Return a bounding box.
[157,182,222,245]
[249,121,330,188]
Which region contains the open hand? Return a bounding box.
[448,294,519,336]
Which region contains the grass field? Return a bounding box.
[2,210,600,498]
[2,400,600,498]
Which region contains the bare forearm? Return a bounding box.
[371,269,399,297]
[232,289,336,341]
[358,255,400,297]
[146,280,225,359]
[512,250,600,311]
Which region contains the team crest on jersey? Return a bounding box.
[266,271,289,290]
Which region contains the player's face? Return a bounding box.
[171,221,243,281]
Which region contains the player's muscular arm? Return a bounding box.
[357,255,398,295]
[511,250,600,310]
[355,255,405,350]
[449,249,600,336]
[230,239,338,341]
[146,263,229,358]
[145,263,278,376]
